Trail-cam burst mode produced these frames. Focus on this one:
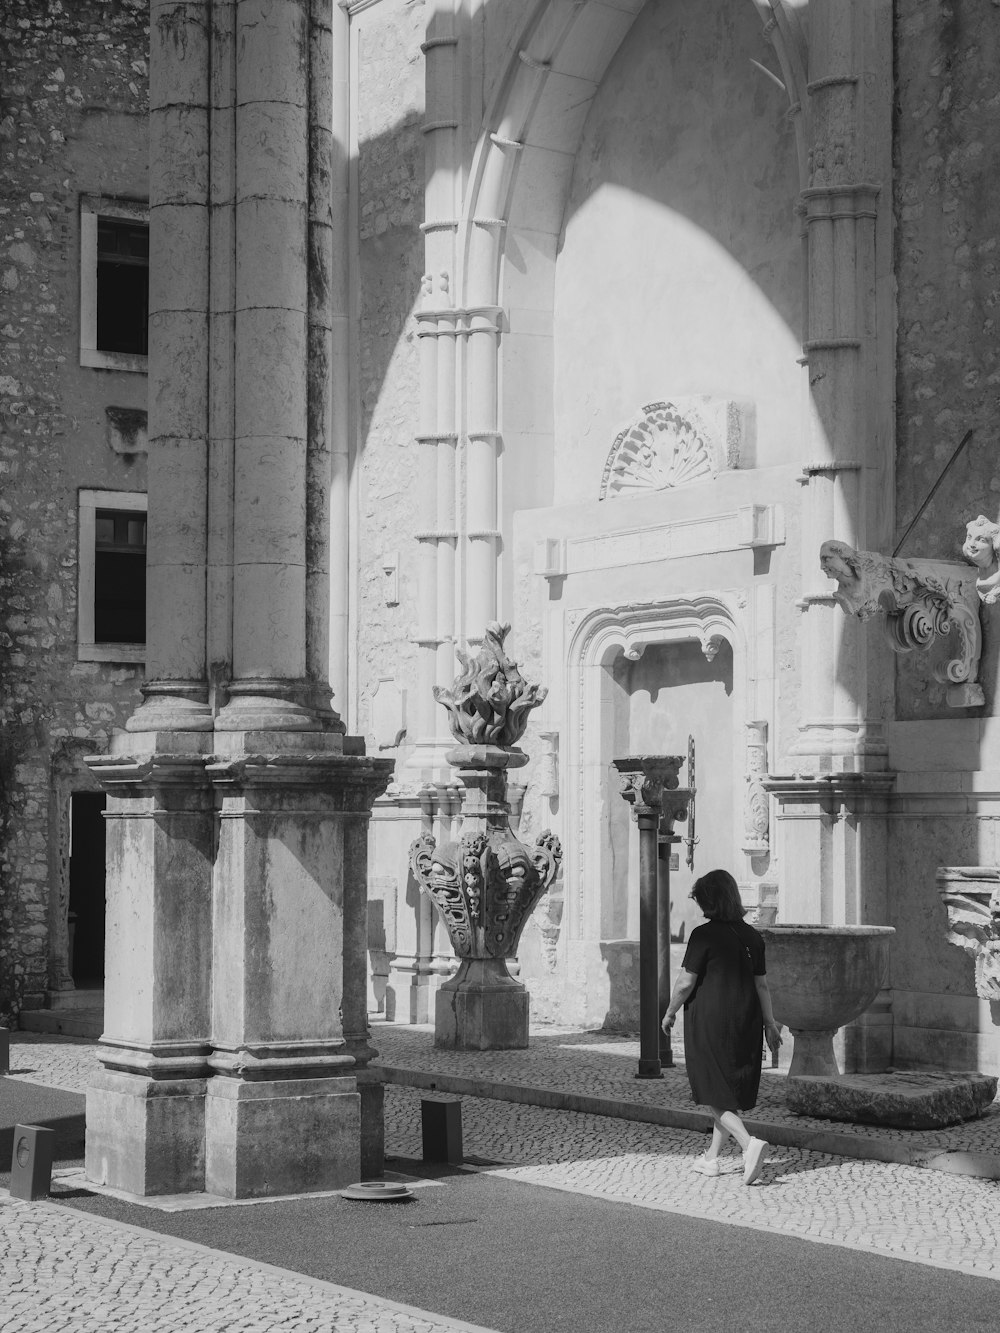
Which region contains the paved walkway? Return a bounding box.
[371,1021,1000,1169]
[6,1028,1000,1330]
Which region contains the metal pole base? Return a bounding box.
[635,1059,663,1079]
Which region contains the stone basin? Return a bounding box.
[759,924,894,1077]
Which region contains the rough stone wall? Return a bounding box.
[895,4,1000,567]
[0,0,149,1020]
[354,1,425,762]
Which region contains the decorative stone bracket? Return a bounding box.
[819,541,984,708]
[937,867,1000,1002]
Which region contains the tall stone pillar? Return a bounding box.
[788,0,894,773]
[87,0,393,1197]
[768,0,895,1070]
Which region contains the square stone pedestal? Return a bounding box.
[435,967,530,1050]
[86,1068,207,1196]
[204,1075,361,1198]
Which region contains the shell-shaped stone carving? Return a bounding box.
[600,402,716,500]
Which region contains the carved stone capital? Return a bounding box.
[819,540,984,708]
[612,755,686,820]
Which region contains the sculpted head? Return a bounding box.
[962,515,1000,571]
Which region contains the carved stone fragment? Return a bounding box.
[819,539,984,707]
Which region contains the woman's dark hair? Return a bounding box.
[691,869,746,921]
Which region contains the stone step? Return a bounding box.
[47,988,105,1012]
[19,1007,104,1039]
[785,1070,999,1130]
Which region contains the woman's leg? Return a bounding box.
[708,1106,751,1152]
[704,1114,731,1162]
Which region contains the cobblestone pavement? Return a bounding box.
[6,1027,1000,1333]
[371,1021,1000,1153]
[0,1195,496,1333]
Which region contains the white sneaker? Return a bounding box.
[691,1154,721,1177]
[743,1137,768,1185]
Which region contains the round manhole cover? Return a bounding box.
[340,1180,413,1201]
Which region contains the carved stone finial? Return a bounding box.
[432,621,546,750]
[961,514,1000,605]
[819,539,984,708]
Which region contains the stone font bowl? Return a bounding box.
[759,925,894,1077]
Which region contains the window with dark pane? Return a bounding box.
[96,217,149,356]
[95,509,146,644]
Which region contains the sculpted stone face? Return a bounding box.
[962,517,999,571]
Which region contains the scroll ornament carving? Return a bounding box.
[613,755,690,830]
[600,402,724,500]
[819,540,984,708]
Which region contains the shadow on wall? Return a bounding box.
[599,939,640,1033]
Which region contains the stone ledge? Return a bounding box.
[786,1070,998,1130]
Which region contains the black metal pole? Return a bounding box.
[637,809,662,1079]
[657,833,676,1067]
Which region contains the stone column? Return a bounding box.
[87,0,395,1197]
[136,0,213,733]
[789,0,894,772]
[771,1,898,1076]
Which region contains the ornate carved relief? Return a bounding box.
[742,721,769,855]
[819,540,984,708]
[599,399,746,501]
[937,868,1000,1002]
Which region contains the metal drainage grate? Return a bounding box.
[340,1180,414,1202]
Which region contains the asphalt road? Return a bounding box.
[1,1077,995,1333]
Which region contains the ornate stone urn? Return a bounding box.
[409,622,562,1049]
[759,925,894,1077]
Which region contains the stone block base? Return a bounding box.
[786,1070,999,1129]
[86,1069,207,1196]
[435,980,529,1050]
[204,1075,360,1198]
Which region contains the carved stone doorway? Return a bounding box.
[606,640,735,945]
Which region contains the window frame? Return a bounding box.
[78,489,147,664]
[79,195,149,373]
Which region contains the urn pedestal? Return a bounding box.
[409,623,562,1051]
[435,958,530,1050]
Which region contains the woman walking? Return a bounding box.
[661,869,782,1184]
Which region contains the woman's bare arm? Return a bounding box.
[660,968,699,1030]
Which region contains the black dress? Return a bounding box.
[681,918,766,1113]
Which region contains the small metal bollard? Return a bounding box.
[421,1097,463,1165]
[0,1027,10,1075]
[10,1125,55,1201]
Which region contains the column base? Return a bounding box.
[85,1068,207,1196]
[204,1075,360,1198]
[434,960,529,1050]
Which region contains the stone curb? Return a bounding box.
[376,1065,1000,1179]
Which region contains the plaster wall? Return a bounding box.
[0,0,148,1020]
[550,0,802,510]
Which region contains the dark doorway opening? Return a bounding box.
[68,793,107,987]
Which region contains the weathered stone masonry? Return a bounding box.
[0,0,149,1020]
